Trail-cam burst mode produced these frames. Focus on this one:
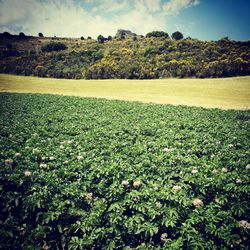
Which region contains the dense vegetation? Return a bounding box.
[1,93,250,249]
[0,32,250,79]
[41,42,67,52]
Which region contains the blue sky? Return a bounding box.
[0,0,249,40]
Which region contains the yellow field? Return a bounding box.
[0,74,250,110]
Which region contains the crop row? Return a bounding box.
[0,93,249,249]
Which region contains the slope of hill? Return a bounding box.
[0,31,250,79]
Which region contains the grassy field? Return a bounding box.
[0,73,250,110]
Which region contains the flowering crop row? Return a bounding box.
[0,93,249,249]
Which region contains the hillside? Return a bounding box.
[0,31,250,79]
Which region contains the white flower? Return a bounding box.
[77,155,84,160]
[15,153,21,157]
[32,148,39,153]
[24,170,31,176]
[172,185,182,192]
[156,202,162,208]
[163,148,173,153]
[192,199,203,207]
[212,169,218,174]
[121,180,129,186]
[239,220,250,229]
[214,196,220,203]
[85,193,93,201]
[236,179,242,184]
[67,140,73,144]
[228,144,234,148]
[246,164,250,170]
[133,180,142,188]
[63,160,69,164]
[5,159,13,166]
[41,156,47,161]
[160,233,168,242]
[191,169,198,174]
[221,167,228,173]
[60,145,64,149]
[40,163,48,169]
[49,156,55,161]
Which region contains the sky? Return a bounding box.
[0,0,249,41]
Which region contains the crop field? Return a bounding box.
[0,74,250,110]
[0,92,250,249]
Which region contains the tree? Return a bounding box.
[3,32,11,37]
[107,35,112,41]
[19,32,26,38]
[81,36,85,40]
[172,31,184,40]
[87,36,92,39]
[97,34,105,43]
[38,32,44,37]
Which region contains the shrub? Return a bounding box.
[146,31,169,39]
[19,32,26,38]
[97,35,105,43]
[38,32,44,37]
[2,32,12,37]
[41,42,67,52]
[172,31,184,40]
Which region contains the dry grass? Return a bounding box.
[0,73,249,110]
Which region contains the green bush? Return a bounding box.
[41,42,67,52]
[172,31,184,40]
[146,31,170,39]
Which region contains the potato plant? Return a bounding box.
[0,93,249,249]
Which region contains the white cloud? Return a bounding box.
[113,1,167,34]
[0,0,200,38]
[163,0,200,14]
[94,0,128,12]
[143,0,161,12]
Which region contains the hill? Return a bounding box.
[0,31,250,79]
